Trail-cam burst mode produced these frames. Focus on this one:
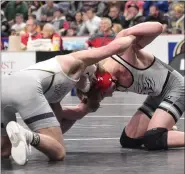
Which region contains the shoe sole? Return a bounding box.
[6,121,28,165]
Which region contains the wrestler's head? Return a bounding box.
[77,62,115,102]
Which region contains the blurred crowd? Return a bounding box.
[1,1,185,50]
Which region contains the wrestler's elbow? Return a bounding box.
[111,35,136,53]
[150,22,163,34]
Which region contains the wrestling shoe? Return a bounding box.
[6,121,33,165]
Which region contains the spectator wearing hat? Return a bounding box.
[52,8,69,36]
[124,0,144,16]
[86,17,115,48]
[123,4,146,28]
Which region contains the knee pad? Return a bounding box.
[120,128,144,148]
[143,128,168,150]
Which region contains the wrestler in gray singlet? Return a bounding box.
[1,57,96,134]
[111,55,184,122]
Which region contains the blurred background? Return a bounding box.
[1,0,184,79]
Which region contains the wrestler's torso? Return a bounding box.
[109,47,173,96]
[23,57,79,103]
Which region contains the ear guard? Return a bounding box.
[95,72,112,92]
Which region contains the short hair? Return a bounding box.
[110,5,120,11]
[150,5,159,11]
[27,18,38,26]
[86,8,95,13]
[43,23,55,33]
[101,17,112,28]
[16,13,23,18]
[29,14,37,20]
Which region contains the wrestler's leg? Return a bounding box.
[146,107,184,148]
[144,71,185,150]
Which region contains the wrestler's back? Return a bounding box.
[111,47,173,96]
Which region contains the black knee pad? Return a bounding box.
[120,128,144,148]
[143,128,168,150]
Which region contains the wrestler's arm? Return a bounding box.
[50,102,89,134]
[50,102,89,121]
[70,35,135,67]
[116,22,163,49]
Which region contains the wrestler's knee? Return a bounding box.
[143,127,168,150]
[37,127,66,161]
[120,127,144,148]
[1,136,11,158]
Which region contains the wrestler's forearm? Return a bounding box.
[70,35,135,66]
[60,119,77,134]
[118,22,163,37]
[116,22,163,49]
[61,104,88,120]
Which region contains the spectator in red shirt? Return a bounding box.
[86,17,115,48]
[21,19,42,48]
[42,23,63,51]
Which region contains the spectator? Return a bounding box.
[169,3,184,34]
[108,5,125,27]
[1,10,10,37]
[124,0,144,16]
[39,1,58,23]
[78,8,101,36]
[42,23,63,51]
[108,1,125,12]
[69,12,83,36]
[21,19,42,48]
[143,1,169,16]
[57,1,71,15]
[86,18,115,48]
[123,4,146,28]
[67,1,83,21]
[5,1,28,23]
[52,8,69,36]
[11,13,26,34]
[26,14,41,32]
[145,5,169,32]
[112,23,123,34]
[28,1,42,16]
[80,1,107,17]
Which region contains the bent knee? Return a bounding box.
[143,127,168,150]
[49,149,66,161]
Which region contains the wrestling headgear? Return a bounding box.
[95,72,113,92]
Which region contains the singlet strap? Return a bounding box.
[111,55,134,72]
